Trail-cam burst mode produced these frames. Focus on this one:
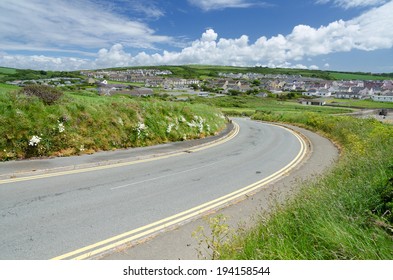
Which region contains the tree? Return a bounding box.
[251,79,261,87]
[22,84,64,105]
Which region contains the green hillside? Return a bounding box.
[1,65,392,81]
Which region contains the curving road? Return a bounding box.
[0,118,306,260]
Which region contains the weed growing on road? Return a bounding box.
[192,214,235,260]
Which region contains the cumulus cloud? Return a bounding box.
[1,1,392,71]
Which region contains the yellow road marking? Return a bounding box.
[52,123,307,260]
[0,123,239,185]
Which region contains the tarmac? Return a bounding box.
[99,122,339,260]
[0,120,339,260]
[0,123,234,181]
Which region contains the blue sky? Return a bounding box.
[0,0,392,72]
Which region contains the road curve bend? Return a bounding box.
[0,118,310,259]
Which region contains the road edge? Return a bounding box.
[98,120,339,260]
[0,122,237,183]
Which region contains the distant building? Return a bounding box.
[371,93,393,102]
[299,99,326,106]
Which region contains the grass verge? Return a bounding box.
[218,112,393,259]
[0,91,226,160]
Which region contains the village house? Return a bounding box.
[302,88,331,97]
[145,77,165,87]
[372,91,393,102]
[121,87,153,97]
[334,92,364,99]
[162,78,200,89]
[97,80,129,95]
[299,98,326,106]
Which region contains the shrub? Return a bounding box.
[22,84,63,105]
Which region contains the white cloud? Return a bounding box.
[1,1,392,71]
[0,52,90,71]
[316,0,388,8]
[0,0,171,52]
[187,0,264,11]
[201,29,219,42]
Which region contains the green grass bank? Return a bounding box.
[0,90,227,161]
[218,111,393,259]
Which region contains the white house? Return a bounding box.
[302,88,331,97]
[371,93,393,102]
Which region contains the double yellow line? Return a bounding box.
[51,123,307,260]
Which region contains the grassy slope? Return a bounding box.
[327,71,391,80]
[0,90,226,160]
[218,111,393,259]
[0,83,19,94]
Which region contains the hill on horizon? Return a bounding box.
[1,65,392,82]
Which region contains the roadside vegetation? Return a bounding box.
[213,111,393,259]
[1,64,392,259]
[0,85,226,160]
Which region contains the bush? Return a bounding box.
[22,84,63,105]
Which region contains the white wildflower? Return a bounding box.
[136,122,148,138]
[118,117,124,126]
[179,116,186,123]
[58,122,65,133]
[29,135,42,146]
[166,123,175,134]
[197,122,204,133]
[187,121,196,128]
[137,122,146,130]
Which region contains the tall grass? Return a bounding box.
[0,91,226,160]
[220,112,393,259]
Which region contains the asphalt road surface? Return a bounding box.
[0,118,306,259]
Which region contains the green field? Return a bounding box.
[327,98,393,109]
[327,71,392,81]
[0,67,17,74]
[0,83,19,94]
[190,95,353,116]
